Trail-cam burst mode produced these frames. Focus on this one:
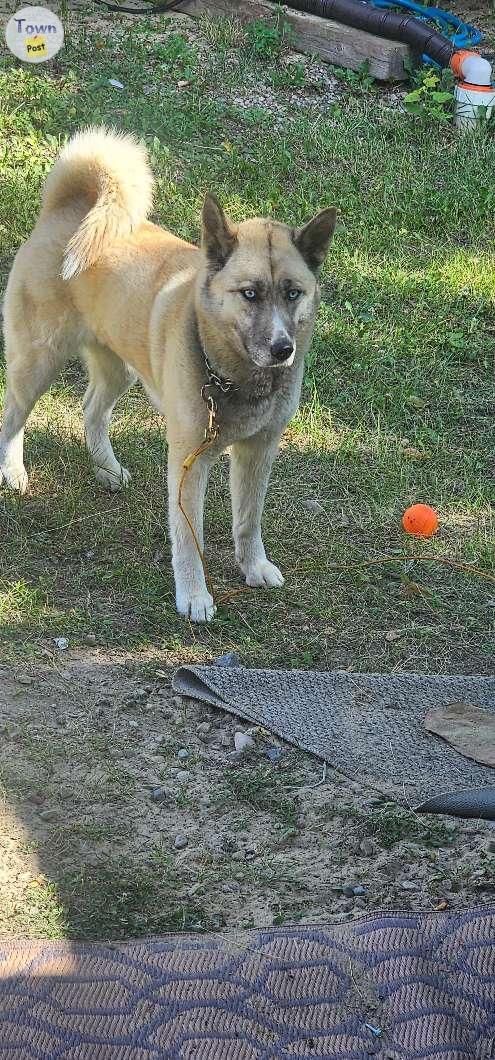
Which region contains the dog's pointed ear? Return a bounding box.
[202,193,237,270]
[293,207,337,273]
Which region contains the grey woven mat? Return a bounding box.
[173,666,495,816]
[2,908,495,1059]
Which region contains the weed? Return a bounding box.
[269,60,306,90]
[222,765,300,828]
[152,32,198,80]
[368,803,457,850]
[200,14,246,53]
[328,60,375,91]
[245,16,290,60]
[404,65,454,122]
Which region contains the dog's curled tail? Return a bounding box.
[41,127,154,281]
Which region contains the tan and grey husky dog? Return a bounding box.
[0,128,336,621]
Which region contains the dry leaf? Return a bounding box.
[403,581,424,598]
[424,702,495,768]
[406,395,427,410]
[403,447,431,461]
[385,630,404,642]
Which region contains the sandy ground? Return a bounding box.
[1,652,494,940]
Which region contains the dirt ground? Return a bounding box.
[1,653,494,941]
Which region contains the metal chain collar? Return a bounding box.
[203,350,237,395]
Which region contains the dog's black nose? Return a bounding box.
[270,339,294,363]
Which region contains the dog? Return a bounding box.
[0,127,336,621]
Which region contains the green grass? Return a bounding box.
[221,764,301,829]
[2,859,220,940]
[0,8,494,678]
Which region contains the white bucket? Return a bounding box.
[454,82,495,130]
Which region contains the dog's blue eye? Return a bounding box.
[287,288,301,301]
[242,289,257,301]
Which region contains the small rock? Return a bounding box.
[108,78,124,89]
[219,730,231,749]
[133,688,148,705]
[39,809,58,822]
[18,675,34,686]
[177,748,189,761]
[53,637,69,650]
[401,881,419,892]
[334,512,350,528]
[84,633,97,646]
[342,885,355,898]
[225,752,243,766]
[301,497,325,514]
[128,719,138,729]
[360,839,376,856]
[266,747,283,763]
[176,770,190,783]
[151,787,170,803]
[214,652,242,667]
[174,835,188,850]
[234,731,255,753]
[353,885,366,897]
[384,630,403,643]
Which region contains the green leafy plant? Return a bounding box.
[245,15,292,60]
[328,60,375,92]
[404,66,453,122]
[269,60,306,90]
[153,33,198,80]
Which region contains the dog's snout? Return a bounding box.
[270,338,294,363]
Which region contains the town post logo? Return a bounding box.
[5,6,64,63]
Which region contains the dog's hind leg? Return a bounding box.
[0,343,68,494]
[83,343,136,491]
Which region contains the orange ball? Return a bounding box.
[402,503,439,537]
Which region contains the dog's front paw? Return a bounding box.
[176,587,216,623]
[95,464,131,491]
[244,560,284,589]
[0,463,29,493]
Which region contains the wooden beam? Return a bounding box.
[176,0,411,81]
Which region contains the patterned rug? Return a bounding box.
[1,907,494,1058]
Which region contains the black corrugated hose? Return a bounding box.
[285,0,454,66]
[93,0,185,14]
[93,0,455,69]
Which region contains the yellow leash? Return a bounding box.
[327,553,495,586]
[178,391,219,601]
[178,387,248,607]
